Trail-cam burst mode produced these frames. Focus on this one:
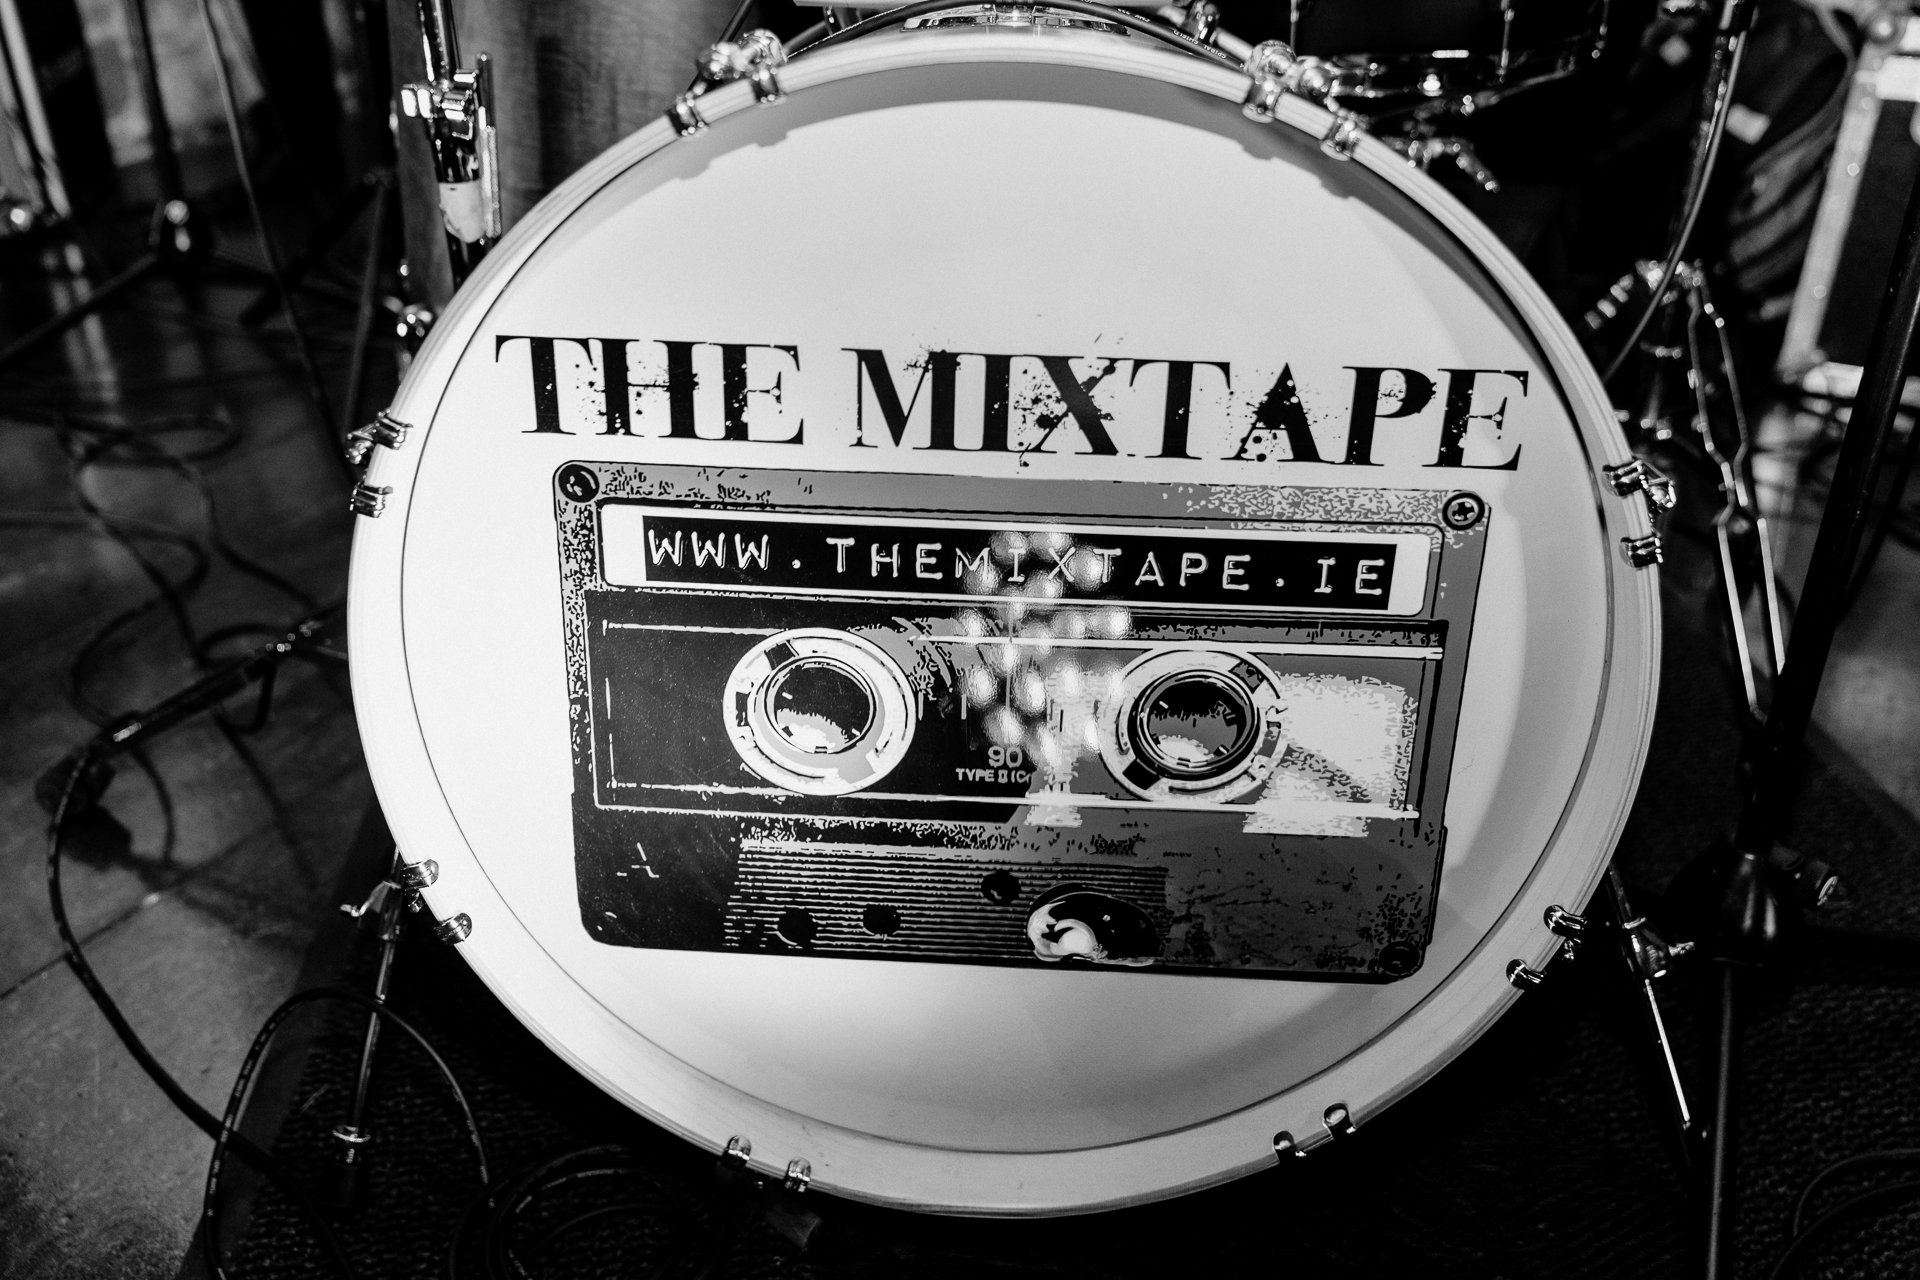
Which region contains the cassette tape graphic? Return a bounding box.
[555,464,1488,980]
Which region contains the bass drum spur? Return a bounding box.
[348,10,1661,1214]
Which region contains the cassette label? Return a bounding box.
[556,465,1488,980]
[600,507,1430,615]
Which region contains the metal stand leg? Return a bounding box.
[1604,866,1702,1172]
[0,251,164,369]
[1674,160,1920,1280]
[329,850,413,1214]
[1705,965,1737,1280]
[1680,269,1787,715]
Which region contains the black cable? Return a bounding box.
[199,985,492,1280]
[0,409,328,739]
[528,1203,665,1260]
[1767,1178,1920,1279]
[1792,1148,1920,1237]
[1600,16,1752,384]
[484,1146,638,1280]
[65,414,318,615]
[445,1143,702,1280]
[44,751,357,1276]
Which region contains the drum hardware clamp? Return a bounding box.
[401,1,501,287]
[716,1135,812,1193]
[1505,959,1547,990]
[1619,533,1665,569]
[1318,114,1365,162]
[1509,904,1613,988]
[430,912,473,945]
[349,483,392,519]
[1384,135,1501,194]
[1604,458,1673,569]
[1618,911,1693,983]
[1603,457,1678,516]
[1272,1105,1355,1161]
[1236,40,1364,161]
[669,29,789,137]
[341,853,466,943]
[345,409,412,469]
[396,303,435,355]
[327,847,444,1211]
[1544,903,1591,962]
[394,857,439,891]
[1174,0,1219,45]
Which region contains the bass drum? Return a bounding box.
[349,17,1659,1214]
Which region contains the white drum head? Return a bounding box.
[349,24,1658,1214]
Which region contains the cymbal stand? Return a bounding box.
[1589,259,1787,716]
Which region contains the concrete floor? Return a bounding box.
[0,227,1915,1277]
[0,212,388,1278]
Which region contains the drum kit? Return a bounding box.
[38,0,1920,1271]
[351,0,1679,1212]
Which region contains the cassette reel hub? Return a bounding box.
[1103,650,1286,802]
[1132,668,1261,780]
[724,629,916,795]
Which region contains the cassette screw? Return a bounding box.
[722,1135,752,1168]
[1442,492,1486,530]
[783,1158,811,1192]
[1322,1104,1357,1138]
[1273,1130,1306,1160]
[557,464,600,503]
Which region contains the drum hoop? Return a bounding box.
[348,25,1660,1213]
